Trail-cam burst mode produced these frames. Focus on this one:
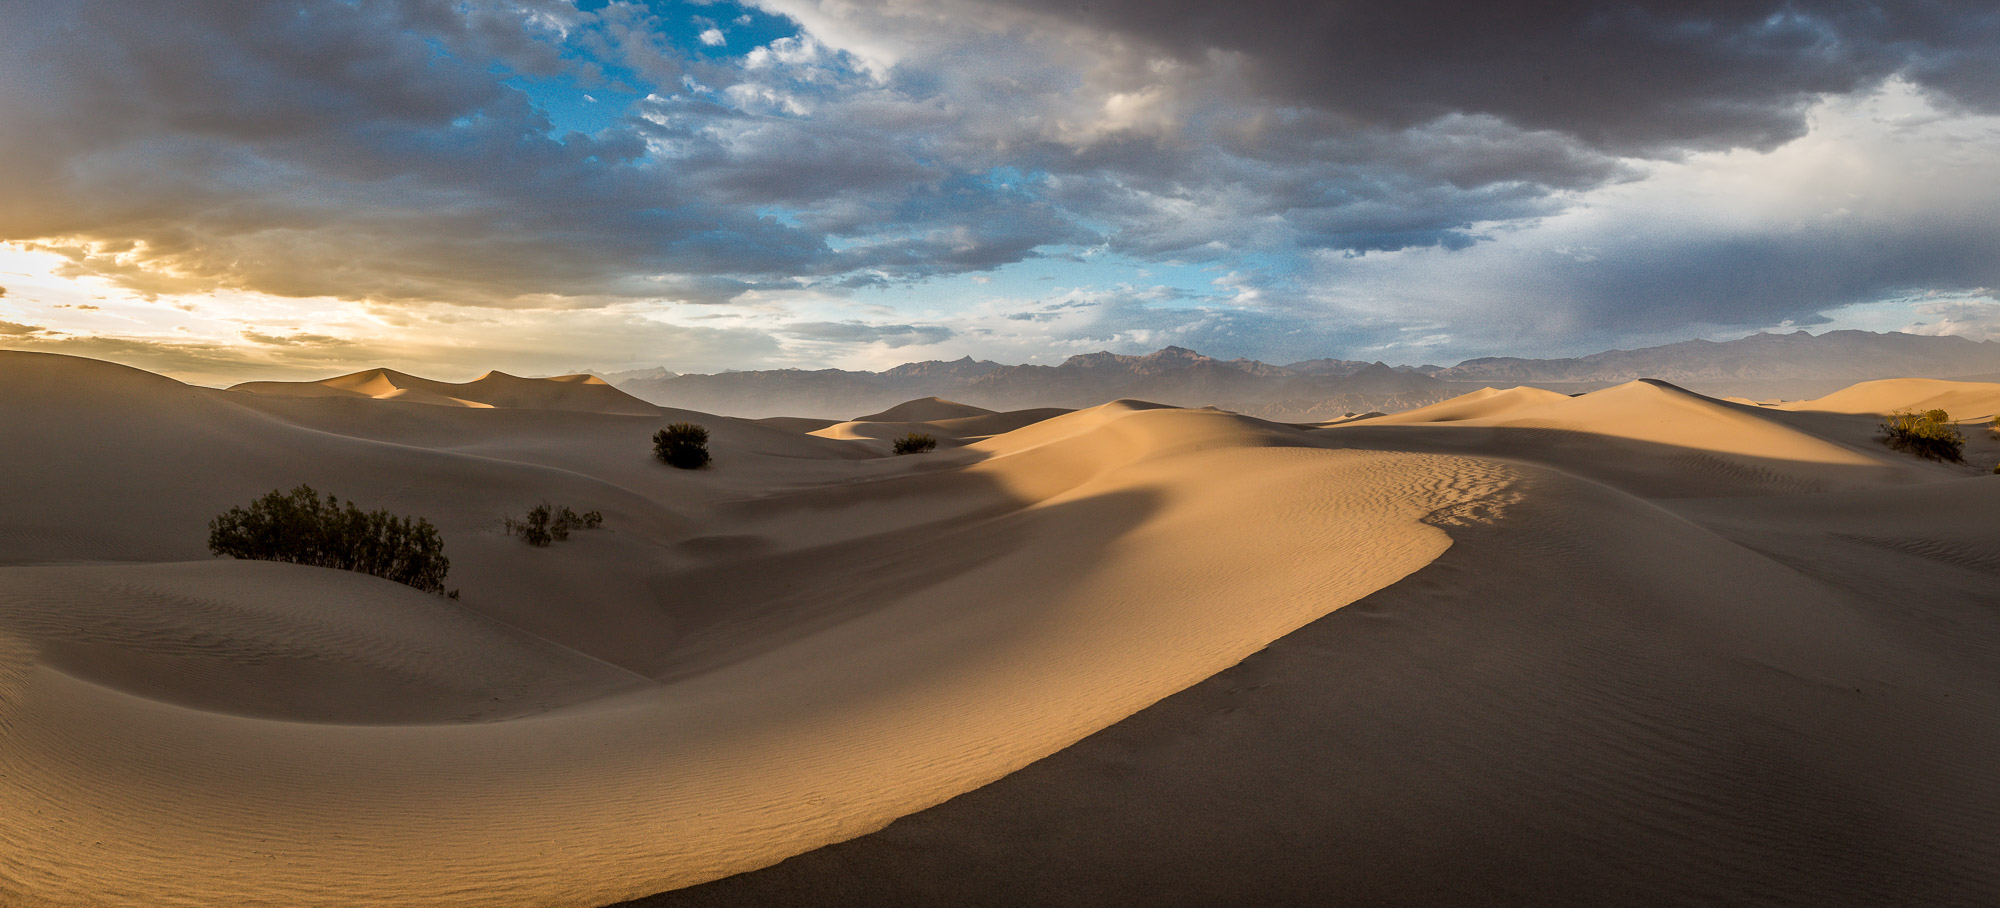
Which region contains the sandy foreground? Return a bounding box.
[1,352,1998,906]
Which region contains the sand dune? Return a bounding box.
[850,396,994,422]
[748,415,843,433]
[231,367,663,416]
[1776,377,2000,420]
[807,400,1071,448]
[1327,378,1947,497]
[633,382,2000,907]
[0,352,1511,906]
[1335,383,1572,423]
[6,350,2000,906]
[647,461,2000,907]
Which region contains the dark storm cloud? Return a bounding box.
[1550,218,2000,332]
[984,0,2000,153]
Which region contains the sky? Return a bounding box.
[1,0,1997,384]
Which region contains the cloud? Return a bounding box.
[1,0,1996,372]
[2,301,794,386]
[1902,298,2000,342]
[2,334,256,380]
[975,0,2000,153]
[240,331,358,348]
[0,0,840,307]
[1286,82,2000,359]
[0,319,48,336]
[784,321,954,347]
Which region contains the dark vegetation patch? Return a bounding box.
[892,432,937,455]
[504,503,604,547]
[655,422,711,469]
[209,485,454,596]
[1878,408,1965,463]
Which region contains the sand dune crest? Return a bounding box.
[1778,377,2000,420]
[231,366,660,415]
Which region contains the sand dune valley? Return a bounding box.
[0,349,1993,905]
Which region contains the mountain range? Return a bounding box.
[613,330,2000,420]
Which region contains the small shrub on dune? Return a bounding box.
[208,485,454,596]
[653,422,711,469]
[892,432,937,455]
[1877,408,1965,463]
[504,503,604,547]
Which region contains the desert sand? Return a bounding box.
[3,355,1998,906]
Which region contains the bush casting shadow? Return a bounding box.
[893,432,937,455]
[1878,409,1964,463]
[209,485,454,595]
[655,422,711,469]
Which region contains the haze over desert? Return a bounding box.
[6,0,2000,904]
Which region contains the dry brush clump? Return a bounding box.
[892,432,937,455]
[1878,408,1965,462]
[209,485,454,596]
[504,503,604,547]
[654,422,711,469]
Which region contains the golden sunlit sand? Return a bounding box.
[4,352,2000,905]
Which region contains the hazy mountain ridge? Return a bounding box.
[614,331,2000,420]
[1434,330,2000,383]
[619,345,1451,419]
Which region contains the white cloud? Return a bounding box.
[1901,297,2000,342]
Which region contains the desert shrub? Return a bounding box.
[892,432,937,455]
[1878,408,1965,462]
[504,502,604,547]
[209,485,453,595]
[654,422,711,469]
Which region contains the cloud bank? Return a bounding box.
[0,0,1995,374]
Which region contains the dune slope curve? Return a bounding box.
[0,352,1515,906]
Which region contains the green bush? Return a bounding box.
[209,485,453,596]
[1878,408,1965,463]
[654,422,711,469]
[892,432,937,455]
[504,503,603,547]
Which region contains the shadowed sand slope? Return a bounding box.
[639,467,2000,907]
[0,352,1508,906]
[808,402,1072,447]
[851,396,994,422]
[629,383,2000,907]
[231,367,663,415]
